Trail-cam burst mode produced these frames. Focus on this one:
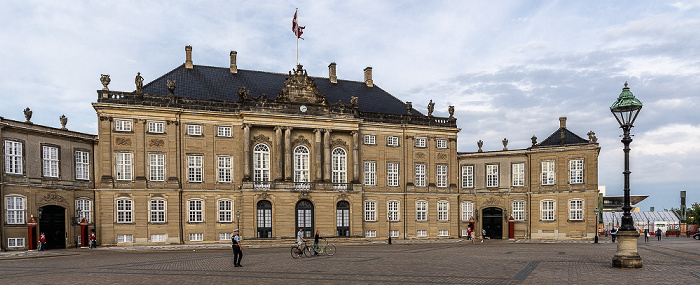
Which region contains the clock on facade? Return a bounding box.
[300,105,307,112]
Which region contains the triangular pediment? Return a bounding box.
[276,64,327,105]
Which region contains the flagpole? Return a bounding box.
[296,8,299,66]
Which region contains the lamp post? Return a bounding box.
[612,210,616,229]
[236,210,240,234]
[388,211,393,245]
[610,81,643,268]
[594,208,599,243]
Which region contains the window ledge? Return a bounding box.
[539,220,556,223]
[567,219,585,223]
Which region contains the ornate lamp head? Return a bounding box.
[610,82,643,127]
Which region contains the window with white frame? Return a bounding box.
[7,238,24,248]
[569,199,583,220]
[365,230,376,238]
[387,136,399,146]
[436,165,448,187]
[486,164,499,187]
[189,199,203,222]
[75,150,90,180]
[512,163,525,186]
[541,200,555,221]
[569,159,584,184]
[415,163,426,187]
[218,156,232,183]
[116,152,132,181]
[150,199,165,223]
[189,233,203,241]
[4,140,23,174]
[76,198,91,223]
[187,155,203,182]
[42,145,59,178]
[416,200,427,221]
[542,161,555,185]
[151,234,167,242]
[417,230,427,237]
[186,124,202,135]
[438,230,449,237]
[461,201,474,221]
[293,146,310,183]
[149,153,165,181]
[364,200,376,221]
[217,126,232,137]
[388,201,399,221]
[415,137,427,148]
[387,162,399,187]
[390,230,399,238]
[115,119,132,132]
[219,232,233,240]
[6,196,25,224]
[436,139,448,149]
[364,161,376,186]
[253,144,270,182]
[461,165,473,188]
[116,199,132,223]
[363,135,376,145]
[332,148,347,184]
[512,201,525,221]
[437,201,449,221]
[117,234,133,243]
[219,200,233,222]
[148,121,164,133]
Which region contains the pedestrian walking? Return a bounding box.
[232,229,242,267]
[611,228,617,243]
[481,229,486,242]
[466,227,472,240]
[644,229,649,242]
[470,230,476,244]
[656,228,662,241]
[313,230,324,256]
[39,232,46,251]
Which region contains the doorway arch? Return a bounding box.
[256,200,272,238]
[39,205,66,249]
[336,201,350,237]
[295,199,314,238]
[482,207,503,239]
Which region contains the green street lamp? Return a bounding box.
[594,208,600,243]
[388,211,393,245]
[236,210,241,235]
[610,82,643,268]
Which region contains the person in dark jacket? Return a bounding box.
[232,229,242,267]
[313,230,324,256]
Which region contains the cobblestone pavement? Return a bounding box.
[0,236,698,284]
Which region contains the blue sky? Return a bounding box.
[1,1,699,210]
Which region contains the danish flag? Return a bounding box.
[293,10,305,39]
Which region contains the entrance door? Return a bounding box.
[39,205,66,249]
[295,199,314,238]
[336,201,350,237]
[482,207,503,239]
[256,200,272,238]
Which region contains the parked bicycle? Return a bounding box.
[291,242,313,259]
[313,239,336,256]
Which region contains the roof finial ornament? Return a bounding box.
[100,74,111,90]
[531,135,537,146]
[23,107,32,123]
[477,140,483,152]
[624,81,628,88]
[502,138,508,151]
[405,102,412,115]
[59,114,67,130]
[448,106,454,119]
[166,80,176,95]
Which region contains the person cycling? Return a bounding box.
[297,228,307,250]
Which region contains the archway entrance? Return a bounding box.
[295,199,314,238]
[482,207,503,239]
[39,205,66,249]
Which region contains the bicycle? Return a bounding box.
[291,242,313,259]
[312,239,336,256]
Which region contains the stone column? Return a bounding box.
[274,126,283,182]
[242,124,251,181]
[314,129,322,182]
[323,129,332,182]
[284,127,293,181]
[352,131,360,183]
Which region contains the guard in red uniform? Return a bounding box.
[89,229,97,249]
[39,233,47,251]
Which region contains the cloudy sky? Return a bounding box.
[2,1,699,211]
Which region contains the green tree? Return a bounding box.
[688,202,700,225]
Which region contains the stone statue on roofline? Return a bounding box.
[60,114,67,130]
[427,100,435,117]
[531,135,537,146]
[448,106,454,119]
[587,131,598,143]
[405,102,412,115]
[135,72,144,94]
[166,80,176,95]
[24,107,32,123]
[502,138,508,150]
[351,96,358,108]
[477,140,483,152]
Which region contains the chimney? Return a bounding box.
[559,117,567,128]
[230,51,238,74]
[185,45,193,69]
[328,62,337,84]
[364,67,373,87]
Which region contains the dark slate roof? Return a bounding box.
[536,127,588,147]
[142,64,422,116]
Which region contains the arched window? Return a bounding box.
[296,199,314,238]
[293,146,310,183]
[332,147,347,185]
[257,200,272,238]
[253,144,270,183]
[336,201,350,237]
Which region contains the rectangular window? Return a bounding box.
[363,135,376,145]
[386,136,399,146]
[416,201,427,221]
[188,155,203,182]
[390,230,399,238]
[189,200,203,222]
[541,200,555,221]
[364,161,376,186]
[365,230,376,238]
[116,199,132,223]
[115,119,132,132]
[436,139,448,149]
[149,153,165,181]
[486,164,499,187]
[189,233,203,241]
[415,164,426,187]
[187,125,202,136]
[364,201,376,221]
[151,234,167,242]
[569,200,583,220]
[148,121,164,133]
[542,161,555,185]
[217,126,232,137]
[438,230,449,237]
[75,151,90,180]
[436,165,448,188]
[4,140,23,174]
[415,137,426,148]
[77,199,91,223]
[461,165,473,188]
[437,201,449,221]
[42,146,59,178]
[117,234,133,243]
[116,152,132,181]
[512,201,525,221]
[7,238,25,248]
[512,163,525,186]
[387,162,399,187]
[218,156,232,183]
[219,232,233,240]
[388,201,399,221]
[417,230,427,237]
[569,160,584,184]
[461,201,474,221]
[150,199,165,223]
[6,196,25,224]
[219,200,233,222]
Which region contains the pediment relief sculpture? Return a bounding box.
[252,134,272,146]
[277,64,327,105]
[330,138,348,150]
[293,135,311,148]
